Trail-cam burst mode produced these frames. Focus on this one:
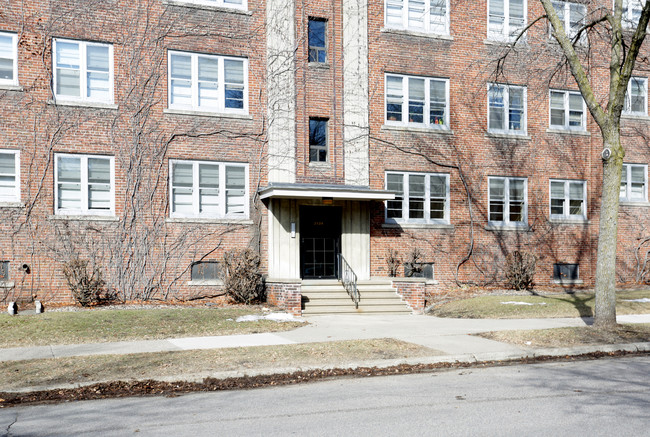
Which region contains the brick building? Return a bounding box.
[0,0,649,315]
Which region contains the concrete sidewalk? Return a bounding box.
[1,313,649,363]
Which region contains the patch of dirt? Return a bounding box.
[1,350,646,408]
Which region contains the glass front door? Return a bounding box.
[300,206,341,279]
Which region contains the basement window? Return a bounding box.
[553,263,579,283]
[0,261,8,282]
[191,261,221,282]
[404,262,434,280]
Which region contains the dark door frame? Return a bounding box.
[300,205,342,279]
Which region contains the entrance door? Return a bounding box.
[300,206,341,279]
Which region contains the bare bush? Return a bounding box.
[62,258,106,306]
[223,249,263,304]
[386,249,401,277]
[504,251,537,291]
[404,247,423,277]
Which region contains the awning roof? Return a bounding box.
[259,183,395,201]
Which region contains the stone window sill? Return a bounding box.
[48,100,118,110]
[380,27,452,41]
[553,279,584,285]
[486,132,531,140]
[483,38,528,47]
[167,217,253,224]
[0,201,24,208]
[485,223,531,232]
[549,217,590,225]
[381,124,453,135]
[188,280,224,286]
[546,128,590,136]
[620,201,650,207]
[163,0,251,15]
[163,108,252,120]
[0,84,23,92]
[49,215,118,222]
[383,222,454,230]
[621,113,650,121]
[0,282,15,288]
[308,63,330,70]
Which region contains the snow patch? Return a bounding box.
[236,313,301,323]
[622,298,650,303]
[500,301,547,306]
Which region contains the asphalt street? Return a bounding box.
[2,355,649,436]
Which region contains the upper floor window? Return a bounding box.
[550,179,586,220]
[624,76,647,115]
[170,160,248,219]
[168,51,247,114]
[488,0,527,41]
[621,0,644,29]
[308,18,327,63]
[385,74,449,128]
[550,89,585,130]
[309,118,328,162]
[552,1,586,39]
[55,154,114,216]
[488,176,527,226]
[53,39,114,104]
[0,32,18,86]
[0,150,20,203]
[385,0,449,35]
[386,171,450,224]
[620,163,648,202]
[488,84,526,134]
[175,0,247,10]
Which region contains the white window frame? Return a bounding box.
[385,74,450,129]
[549,89,586,130]
[169,159,250,219]
[620,163,648,202]
[0,32,18,87]
[384,0,450,36]
[487,83,527,135]
[551,1,587,40]
[620,0,644,29]
[167,50,248,115]
[52,39,114,105]
[385,171,450,224]
[488,0,528,41]
[488,176,528,227]
[549,179,587,220]
[0,149,20,203]
[173,0,247,11]
[54,153,115,216]
[623,76,648,116]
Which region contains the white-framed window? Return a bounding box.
[551,1,587,40]
[385,0,450,35]
[169,160,249,219]
[0,150,20,203]
[385,171,450,224]
[621,0,644,29]
[55,154,115,216]
[549,89,585,130]
[385,74,449,128]
[168,51,248,114]
[624,76,647,115]
[620,163,648,202]
[174,0,247,10]
[488,83,526,134]
[488,176,527,226]
[488,0,527,41]
[0,32,18,87]
[53,39,114,104]
[550,179,586,220]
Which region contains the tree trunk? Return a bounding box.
[593,136,623,328]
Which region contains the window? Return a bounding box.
[0,150,20,203]
[488,0,526,41]
[549,90,585,130]
[386,171,450,223]
[170,160,248,219]
[624,77,647,115]
[621,0,644,29]
[53,39,114,104]
[488,84,526,134]
[620,163,648,202]
[0,32,18,86]
[404,262,434,279]
[550,179,586,219]
[554,263,579,281]
[309,118,328,162]
[191,261,221,281]
[0,261,8,282]
[385,0,449,35]
[308,18,327,63]
[55,154,114,216]
[168,51,247,114]
[174,0,246,10]
[385,74,449,128]
[488,177,527,226]
[551,1,586,39]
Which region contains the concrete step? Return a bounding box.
[302,305,411,315]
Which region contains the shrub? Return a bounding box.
[223,248,264,304]
[504,251,537,291]
[62,258,106,306]
[386,249,401,277]
[404,247,424,277]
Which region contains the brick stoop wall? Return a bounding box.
[391,278,426,314]
[266,280,302,316]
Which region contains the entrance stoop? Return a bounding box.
[301,279,412,315]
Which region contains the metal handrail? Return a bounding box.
[337,254,359,308]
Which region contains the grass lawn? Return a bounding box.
[0,307,305,348]
[478,323,650,348]
[0,338,439,391]
[430,289,650,319]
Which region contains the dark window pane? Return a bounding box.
[308,19,326,63]
[553,263,579,281]
[309,118,328,162]
[191,261,220,281]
